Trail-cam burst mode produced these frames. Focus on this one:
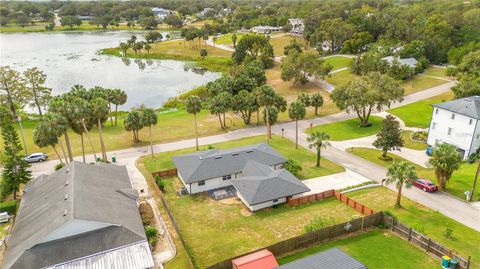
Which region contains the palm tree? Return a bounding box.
[144,43,152,54]
[307,131,331,167]
[255,85,277,141]
[111,89,127,126]
[386,161,417,207]
[124,110,144,142]
[141,108,158,157]
[119,42,130,57]
[288,100,306,149]
[428,143,462,191]
[48,97,74,162]
[34,113,69,164]
[186,96,202,150]
[90,97,110,161]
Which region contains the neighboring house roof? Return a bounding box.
[3,162,153,269]
[432,96,480,119]
[173,143,287,184]
[275,248,367,269]
[231,161,310,206]
[232,249,279,269]
[381,56,418,68]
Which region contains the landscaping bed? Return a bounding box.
[401,131,427,150]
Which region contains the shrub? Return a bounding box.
[139,202,155,226]
[444,228,455,240]
[145,225,158,248]
[154,176,165,191]
[304,216,335,233]
[54,163,65,171]
[383,210,398,221]
[0,200,17,215]
[283,159,302,177]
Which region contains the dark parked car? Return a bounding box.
[412,178,438,192]
[23,153,48,163]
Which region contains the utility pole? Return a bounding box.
[17,116,28,156]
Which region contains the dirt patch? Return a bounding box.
[219,196,242,205]
[241,208,253,217]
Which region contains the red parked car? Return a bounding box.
[412,178,438,192]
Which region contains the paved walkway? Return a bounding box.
[295,169,371,197]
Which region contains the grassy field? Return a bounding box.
[101,39,232,72]
[388,91,454,128]
[347,147,479,201]
[278,230,438,269]
[348,187,480,266]
[423,66,448,78]
[325,67,449,95]
[323,56,353,70]
[0,21,146,33]
[148,175,360,268]
[214,33,246,45]
[142,135,345,179]
[402,131,427,150]
[306,116,383,141]
[269,34,296,56]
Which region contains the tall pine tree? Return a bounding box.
[0,108,31,200]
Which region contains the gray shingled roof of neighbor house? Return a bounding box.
[381,56,418,68]
[432,96,480,119]
[3,162,153,269]
[173,143,287,184]
[231,161,310,205]
[276,248,368,269]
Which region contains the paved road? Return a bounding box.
[29,79,480,233]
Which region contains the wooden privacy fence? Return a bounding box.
[287,190,375,216]
[206,213,384,269]
[151,168,177,178]
[384,216,471,269]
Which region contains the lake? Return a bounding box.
[0,31,220,110]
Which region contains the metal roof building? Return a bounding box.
[276,248,367,269]
[2,162,154,269]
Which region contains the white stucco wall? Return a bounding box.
[427,107,479,158]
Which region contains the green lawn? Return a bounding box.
[278,230,438,269]
[401,131,427,150]
[423,66,448,79]
[269,35,297,57]
[325,70,359,89]
[214,33,246,45]
[143,135,344,180]
[348,187,480,267]
[146,175,360,268]
[347,147,479,201]
[0,21,146,33]
[388,91,454,128]
[306,116,383,141]
[323,56,353,70]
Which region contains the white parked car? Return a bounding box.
[23,153,48,163]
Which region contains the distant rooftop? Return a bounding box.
[381,56,418,68]
[433,96,480,119]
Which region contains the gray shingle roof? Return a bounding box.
[381,56,418,68]
[276,248,367,269]
[433,96,480,119]
[173,143,287,184]
[3,162,147,269]
[231,166,310,206]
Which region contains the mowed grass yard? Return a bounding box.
[388,91,454,128]
[325,67,449,95]
[323,56,353,70]
[278,230,439,269]
[306,116,383,141]
[142,135,345,179]
[347,147,479,201]
[347,187,480,267]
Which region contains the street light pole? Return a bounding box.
[17,116,28,156]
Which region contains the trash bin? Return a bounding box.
[449,259,458,269]
[96,157,101,162]
[112,156,116,163]
[441,256,451,268]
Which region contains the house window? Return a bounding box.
[451,113,455,120]
[470,119,473,125]
[435,109,439,114]
[222,175,232,181]
[448,128,453,136]
[432,122,437,130]
[272,199,278,203]
[198,180,205,186]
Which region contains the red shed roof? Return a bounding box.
[232,249,279,269]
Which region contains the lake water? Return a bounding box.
[0,31,219,110]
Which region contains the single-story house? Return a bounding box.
[427,96,480,159]
[276,248,368,269]
[173,143,310,211]
[2,162,154,269]
[381,56,418,69]
[251,25,282,34]
[232,249,278,269]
